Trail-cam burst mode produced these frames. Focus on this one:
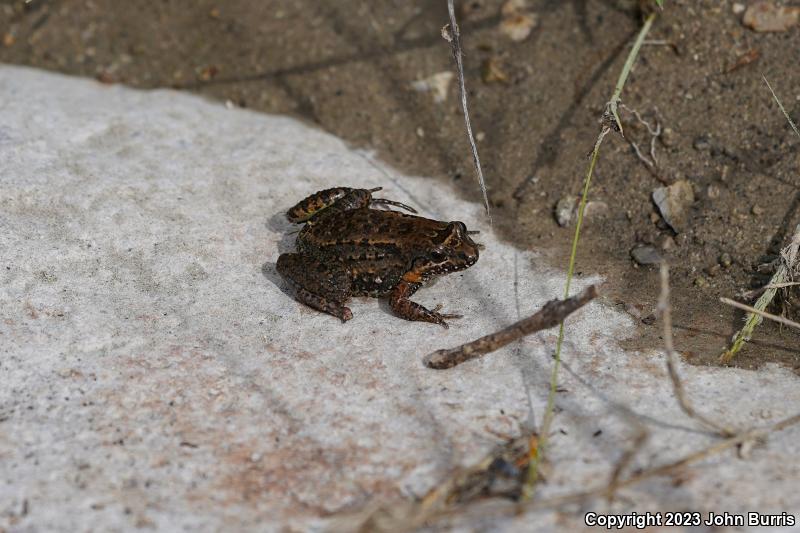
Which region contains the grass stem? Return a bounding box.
[523,10,658,500]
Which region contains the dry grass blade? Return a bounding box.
[721,224,800,362]
[720,297,800,331]
[524,10,660,499]
[445,0,491,221]
[763,75,800,139]
[659,263,735,436]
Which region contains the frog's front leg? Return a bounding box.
[276,253,353,322]
[389,278,462,329]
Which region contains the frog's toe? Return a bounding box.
[340,307,353,322]
[434,312,462,329]
[432,304,463,321]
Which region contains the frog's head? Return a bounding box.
[412,221,480,279]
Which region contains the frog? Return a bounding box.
[276,186,481,328]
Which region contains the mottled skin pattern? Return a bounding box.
[277,187,480,328]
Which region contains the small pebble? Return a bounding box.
[752,204,764,216]
[659,235,676,250]
[692,136,712,151]
[660,127,676,148]
[410,71,454,104]
[720,252,733,268]
[630,245,662,266]
[481,57,509,84]
[500,0,538,41]
[554,196,577,227]
[707,184,721,199]
[743,1,800,32]
[704,263,721,277]
[652,180,695,233]
[694,276,709,288]
[583,201,609,219]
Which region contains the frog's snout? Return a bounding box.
[447,221,480,267]
[460,241,480,267]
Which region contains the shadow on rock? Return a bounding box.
[267,211,299,254]
[261,260,295,302]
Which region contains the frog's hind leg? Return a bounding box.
[389,279,462,329]
[276,253,353,322]
[286,186,417,222]
[285,187,373,223]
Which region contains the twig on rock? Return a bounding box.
[423,285,598,370]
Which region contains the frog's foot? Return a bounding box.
[390,281,459,329]
[276,253,353,323]
[295,287,353,322]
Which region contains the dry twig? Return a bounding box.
[620,104,666,183]
[444,0,491,221]
[423,285,598,369]
[659,263,734,436]
[605,422,648,503]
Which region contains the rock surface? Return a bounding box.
[2,66,800,532]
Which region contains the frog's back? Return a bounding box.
[300,208,448,250]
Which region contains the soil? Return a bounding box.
[2,0,798,370]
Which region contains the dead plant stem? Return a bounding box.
[445,0,491,221]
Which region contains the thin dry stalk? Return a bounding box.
[621,104,666,183]
[606,423,648,503]
[444,0,491,221]
[659,263,734,436]
[720,297,800,331]
[763,282,800,290]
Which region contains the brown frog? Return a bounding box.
[276,186,481,327]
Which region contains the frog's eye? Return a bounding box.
[430,251,447,263]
